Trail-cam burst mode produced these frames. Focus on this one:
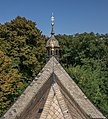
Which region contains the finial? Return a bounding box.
[52,12,53,17]
[51,13,55,36]
[51,13,54,26]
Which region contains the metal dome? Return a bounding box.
[46,35,60,48]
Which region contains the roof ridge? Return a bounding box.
[1,57,106,119]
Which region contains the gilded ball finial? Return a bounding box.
[51,13,54,25]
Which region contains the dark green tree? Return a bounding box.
[56,33,108,117]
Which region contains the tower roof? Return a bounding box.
[46,36,60,48]
[46,15,60,48]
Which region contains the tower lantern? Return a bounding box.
[46,14,60,61]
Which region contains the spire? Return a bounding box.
[51,13,55,36]
[46,14,60,62]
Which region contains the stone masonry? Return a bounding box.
[1,57,106,119]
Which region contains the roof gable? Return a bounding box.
[1,57,106,119]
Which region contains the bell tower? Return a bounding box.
[46,14,60,61]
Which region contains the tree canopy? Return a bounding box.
[0,16,108,118]
[0,16,47,116]
[56,33,108,117]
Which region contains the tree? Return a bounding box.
[56,33,108,117]
[0,50,25,116]
[0,16,47,116]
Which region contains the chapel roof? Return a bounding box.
[2,57,106,119]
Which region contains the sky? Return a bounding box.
[0,0,108,36]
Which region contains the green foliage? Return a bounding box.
[0,50,25,115]
[56,33,108,66]
[56,33,108,117]
[65,59,108,117]
[0,16,108,118]
[0,16,47,116]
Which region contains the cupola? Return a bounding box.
[46,14,60,61]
